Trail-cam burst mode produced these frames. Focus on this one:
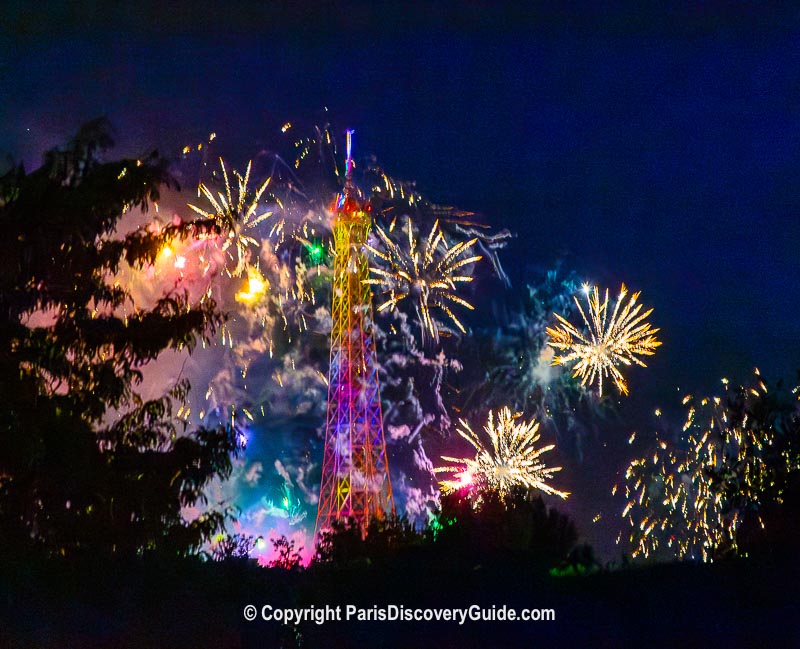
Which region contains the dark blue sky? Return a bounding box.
[3,2,800,553]
[3,2,798,393]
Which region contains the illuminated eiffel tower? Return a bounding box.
[315,132,394,538]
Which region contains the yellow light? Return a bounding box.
[235,266,268,305]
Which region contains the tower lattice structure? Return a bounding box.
[315,134,394,537]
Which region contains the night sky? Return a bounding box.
[3,2,800,558]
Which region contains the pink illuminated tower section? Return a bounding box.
[315,132,394,538]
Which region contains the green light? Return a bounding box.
[306,241,325,265]
[429,513,444,540]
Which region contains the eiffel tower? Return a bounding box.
[315,132,394,537]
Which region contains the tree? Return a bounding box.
[313,515,423,567]
[0,118,242,559]
[434,489,578,567]
[211,533,262,562]
[268,535,304,570]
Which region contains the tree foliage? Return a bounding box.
[210,532,262,562]
[268,534,304,570]
[0,119,242,558]
[314,515,423,567]
[435,489,578,566]
[312,491,579,574]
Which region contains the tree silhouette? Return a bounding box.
[0,119,242,559]
[268,535,304,570]
[435,488,578,567]
[211,533,262,561]
[314,515,422,567]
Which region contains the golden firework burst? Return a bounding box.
[546,283,661,396]
[435,406,569,500]
[365,218,481,341]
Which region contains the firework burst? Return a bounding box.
[365,217,482,341]
[546,283,661,396]
[435,406,569,500]
[619,370,797,561]
[188,157,274,277]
